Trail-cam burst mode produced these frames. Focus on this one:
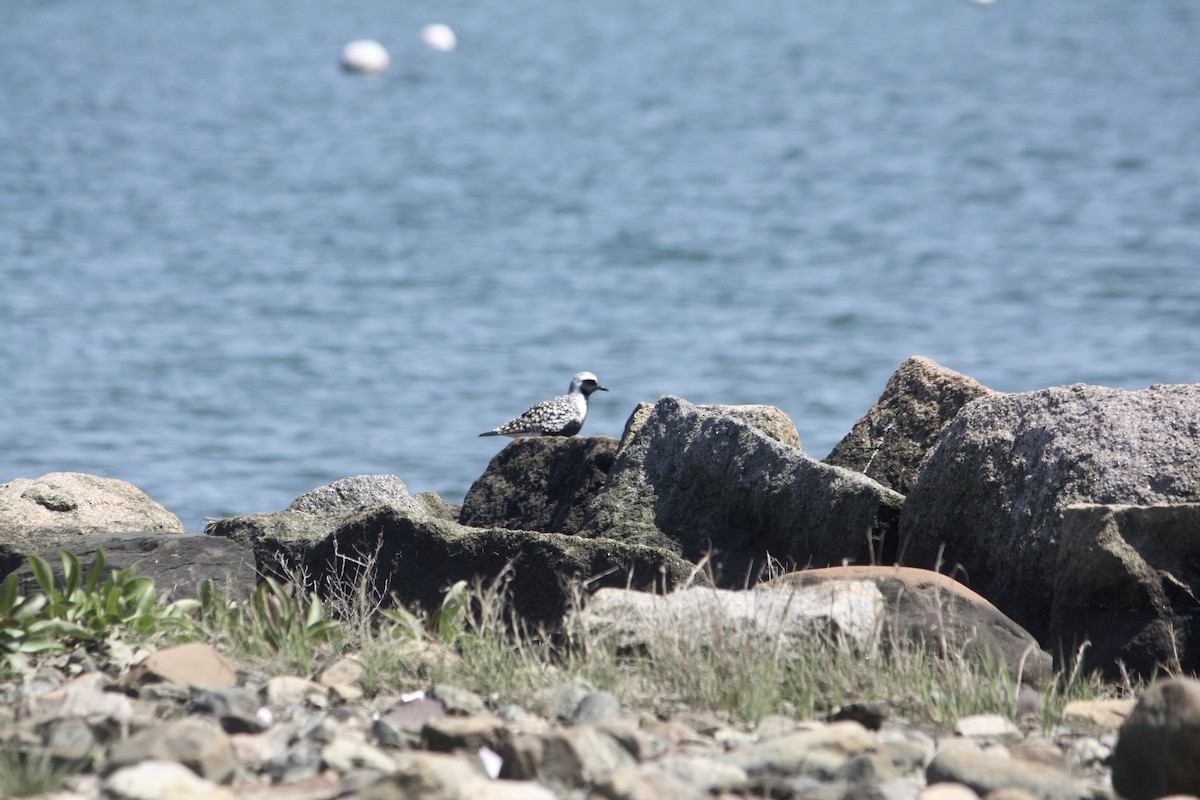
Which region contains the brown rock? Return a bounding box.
[773,566,1051,684]
[825,356,994,494]
[117,643,237,690]
[1112,678,1200,800]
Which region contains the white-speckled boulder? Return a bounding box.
[0,472,184,535]
[899,383,1200,643]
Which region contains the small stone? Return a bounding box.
[880,735,932,772]
[103,759,237,800]
[571,691,621,725]
[318,657,364,689]
[755,714,799,740]
[954,714,1021,740]
[594,764,710,800]
[117,643,237,690]
[500,726,636,787]
[329,683,364,703]
[321,738,397,774]
[829,701,890,730]
[854,777,923,800]
[43,717,97,762]
[431,683,489,716]
[919,784,981,800]
[422,715,510,753]
[1065,736,1110,767]
[548,676,596,723]
[363,751,559,800]
[985,790,1041,800]
[926,749,1089,800]
[840,751,899,783]
[1061,698,1136,732]
[265,676,328,709]
[724,721,877,781]
[108,716,237,784]
[1112,678,1200,800]
[193,687,268,734]
[228,731,287,768]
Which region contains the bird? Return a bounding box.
[479,371,608,438]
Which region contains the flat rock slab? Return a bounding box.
[4,531,256,601]
[575,580,886,655]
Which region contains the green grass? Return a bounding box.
[0,548,1124,735]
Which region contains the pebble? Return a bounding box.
[0,644,1182,800]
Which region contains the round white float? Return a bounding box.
[341,39,390,74]
[421,24,457,52]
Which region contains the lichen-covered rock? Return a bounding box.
[1052,503,1200,677]
[824,356,995,494]
[581,397,903,586]
[898,383,1200,641]
[459,437,617,534]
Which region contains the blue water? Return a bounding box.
[3,1,1199,532]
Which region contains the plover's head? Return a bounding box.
[570,371,608,396]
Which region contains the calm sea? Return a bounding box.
[2,0,1198,531]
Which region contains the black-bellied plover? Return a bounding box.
[479,371,608,438]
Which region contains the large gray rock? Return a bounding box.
[580,397,904,587]
[823,356,995,494]
[459,437,618,534]
[286,474,424,516]
[1111,677,1200,800]
[898,383,1200,642]
[1052,503,1200,677]
[202,474,427,570]
[619,402,802,452]
[0,472,184,538]
[206,479,702,629]
[772,566,1051,683]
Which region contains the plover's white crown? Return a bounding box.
[480,371,608,438]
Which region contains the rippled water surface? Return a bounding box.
[3,0,1198,530]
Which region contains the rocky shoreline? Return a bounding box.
[2,354,1200,798]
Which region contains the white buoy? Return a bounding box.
[341,39,390,74]
[421,24,457,52]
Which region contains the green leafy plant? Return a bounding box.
[0,572,63,673]
[27,550,196,642]
[172,575,342,675]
